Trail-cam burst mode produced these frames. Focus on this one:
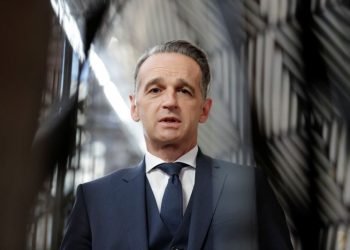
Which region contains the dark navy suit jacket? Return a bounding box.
[61,152,293,250]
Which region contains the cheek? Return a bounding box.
[139,105,156,122]
[184,111,201,126]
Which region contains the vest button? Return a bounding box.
[171,247,182,250]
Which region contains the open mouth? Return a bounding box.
[159,117,181,123]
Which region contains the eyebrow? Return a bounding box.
[177,78,196,94]
[143,77,162,91]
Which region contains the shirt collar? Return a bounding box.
[145,146,198,173]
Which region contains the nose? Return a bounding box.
[162,89,178,110]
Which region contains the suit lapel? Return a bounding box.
[187,151,228,250]
[118,159,148,250]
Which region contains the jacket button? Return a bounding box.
[171,247,182,250]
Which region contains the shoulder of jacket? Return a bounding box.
[81,164,141,188]
[211,157,256,170]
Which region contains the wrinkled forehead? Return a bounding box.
[135,52,203,87]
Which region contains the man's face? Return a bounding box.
[130,53,212,151]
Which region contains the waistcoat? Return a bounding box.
[146,180,194,250]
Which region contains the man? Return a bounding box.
[61,40,293,249]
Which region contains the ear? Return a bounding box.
[129,95,140,122]
[199,98,212,123]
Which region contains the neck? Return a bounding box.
[146,143,196,162]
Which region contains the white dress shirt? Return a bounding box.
[145,146,198,213]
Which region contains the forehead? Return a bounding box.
[137,53,202,84]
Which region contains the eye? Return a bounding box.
[178,87,193,96]
[148,87,161,94]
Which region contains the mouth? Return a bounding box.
[159,117,181,123]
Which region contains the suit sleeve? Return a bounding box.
[255,169,294,250]
[60,184,92,250]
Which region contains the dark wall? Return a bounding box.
[0,1,51,249]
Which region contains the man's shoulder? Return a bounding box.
[209,155,257,173]
[81,163,143,190]
[209,155,272,189]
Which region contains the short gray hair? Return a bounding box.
[134,40,211,98]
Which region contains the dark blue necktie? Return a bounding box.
[157,162,187,235]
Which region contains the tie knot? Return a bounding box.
[157,162,187,176]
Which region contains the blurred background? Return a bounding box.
[1,0,350,249]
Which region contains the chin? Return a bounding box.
[155,136,181,146]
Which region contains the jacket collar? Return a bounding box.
[120,159,149,250]
[187,150,228,249]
